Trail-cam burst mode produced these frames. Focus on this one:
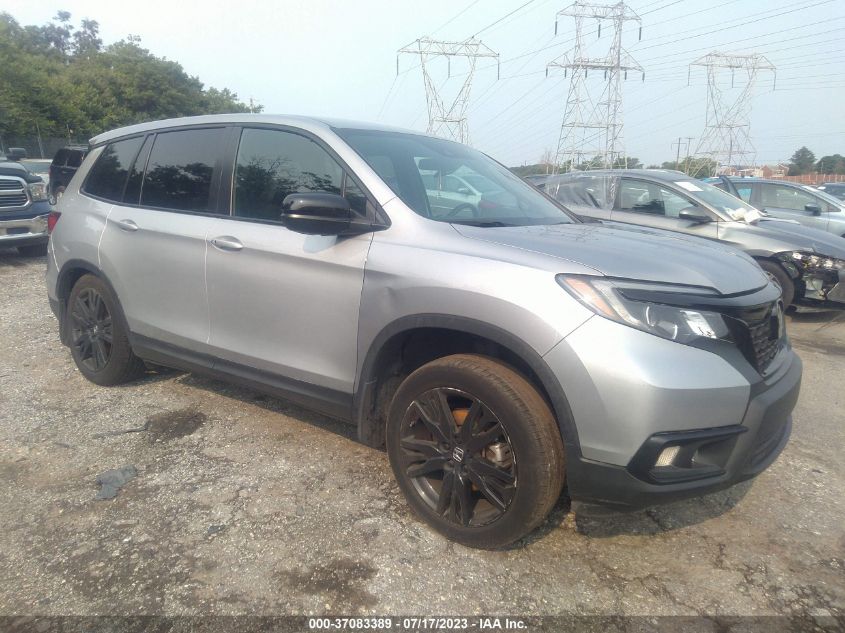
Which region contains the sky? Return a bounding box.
[6,0,845,167]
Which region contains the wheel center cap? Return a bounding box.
[451,446,465,463]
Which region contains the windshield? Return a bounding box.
[335,128,576,226]
[681,180,761,221]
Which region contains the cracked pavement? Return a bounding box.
[0,252,843,619]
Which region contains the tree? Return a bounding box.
[817,154,845,175]
[788,146,816,175]
[0,11,257,141]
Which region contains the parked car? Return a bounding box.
[705,176,845,237]
[420,168,503,219]
[47,116,800,548]
[815,182,845,201]
[540,170,845,309]
[48,145,88,205]
[0,160,52,255]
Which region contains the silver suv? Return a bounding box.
[47,115,802,548]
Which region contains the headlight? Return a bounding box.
[557,275,732,345]
[28,182,47,202]
[780,251,845,271]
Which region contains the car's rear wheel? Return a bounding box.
[386,354,565,549]
[758,259,795,308]
[67,274,145,385]
[17,243,48,257]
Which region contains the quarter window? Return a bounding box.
[234,128,345,222]
[141,128,224,212]
[84,137,145,203]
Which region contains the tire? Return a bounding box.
[386,354,565,549]
[758,259,795,308]
[66,274,146,386]
[17,243,48,257]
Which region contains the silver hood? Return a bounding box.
[453,222,769,296]
[737,217,845,258]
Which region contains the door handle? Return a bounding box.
[116,219,139,232]
[210,236,244,252]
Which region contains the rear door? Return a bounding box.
[754,182,829,231]
[610,178,719,239]
[204,126,373,405]
[97,127,228,352]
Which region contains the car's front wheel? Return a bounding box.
[386,354,565,548]
[66,274,146,385]
[758,259,795,308]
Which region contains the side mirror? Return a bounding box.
[805,203,823,216]
[679,208,712,224]
[457,187,471,195]
[281,193,352,235]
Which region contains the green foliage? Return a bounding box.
[788,146,816,176]
[0,11,258,140]
[816,154,845,175]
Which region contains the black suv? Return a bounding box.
[48,146,87,205]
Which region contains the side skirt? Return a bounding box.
[129,334,353,422]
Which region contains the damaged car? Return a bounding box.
[538,170,845,308]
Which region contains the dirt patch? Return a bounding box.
[278,558,378,612]
[145,408,206,443]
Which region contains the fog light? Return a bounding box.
[655,445,680,467]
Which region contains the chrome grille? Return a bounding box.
[0,177,28,209]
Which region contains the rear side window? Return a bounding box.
[141,128,224,212]
[233,128,343,221]
[66,150,84,168]
[51,150,67,167]
[84,137,145,202]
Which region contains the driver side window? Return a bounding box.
[616,180,691,218]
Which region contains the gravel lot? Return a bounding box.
[1,252,843,623]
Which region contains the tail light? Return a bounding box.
[47,211,61,234]
[479,199,499,211]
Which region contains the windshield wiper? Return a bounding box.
[450,220,513,227]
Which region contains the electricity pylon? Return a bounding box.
[688,52,776,176]
[398,37,499,144]
[547,1,643,172]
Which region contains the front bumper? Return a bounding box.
[565,353,800,509]
[0,202,51,248]
[792,266,845,307]
[545,314,802,510]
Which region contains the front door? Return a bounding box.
[205,127,373,403]
[754,182,830,231]
[610,178,719,239]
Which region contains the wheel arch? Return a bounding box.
[353,314,580,455]
[56,259,123,345]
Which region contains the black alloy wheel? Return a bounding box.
[70,287,114,372]
[399,387,516,528]
[387,354,565,548]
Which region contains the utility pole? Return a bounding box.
[672,137,684,168]
[688,52,775,177]
[683,135,694,174]
[398,37,499,144]
[547,1,643,172]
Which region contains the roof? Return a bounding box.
[547,168,694,182]
[89,114,426,146]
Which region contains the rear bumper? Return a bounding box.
[565,351,801,510]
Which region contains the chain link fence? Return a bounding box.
[0,135,88,161]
